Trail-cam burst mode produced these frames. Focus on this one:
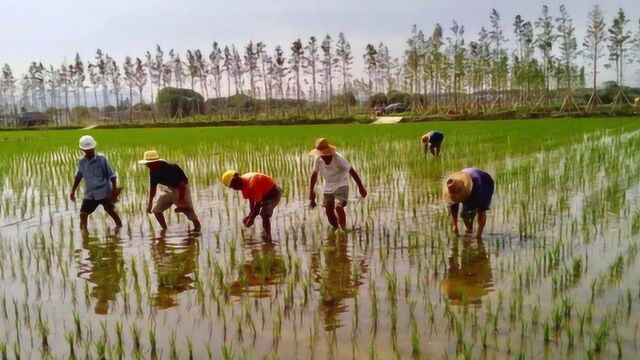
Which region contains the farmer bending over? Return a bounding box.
[308,138,367,231]
[421,131,444,157]
[139,150,201,232]
[70,135,122,230]
[443,168,494,238]
[221,170,282,242]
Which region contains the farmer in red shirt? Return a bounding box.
[222,170,282,242]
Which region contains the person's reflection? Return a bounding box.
[151,231,199,309]
[229,238,286,298]
[76,233,124,315]
[311,233,367,331]
[441,237,493,305]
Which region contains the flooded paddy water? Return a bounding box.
[1,119,640,359]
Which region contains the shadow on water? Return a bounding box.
[150,230,199,309]
[441,237,494,306]
[229,237,287,298]
[75,232,125,315]
[311,232,368,331]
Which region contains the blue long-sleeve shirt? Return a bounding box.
[75,153,116,200]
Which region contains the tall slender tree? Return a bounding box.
[320,35,337,115]
[209,42,224,98]
[290,39,304,116]
[244,41,260,98]
[303,37,319,105]
[363,44,377,96]
[583,5,607,109]
[607,8,632,88]
[335,32,353,114]
[535,5,556,100]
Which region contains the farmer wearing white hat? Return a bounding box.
[70,135,122,230]
[138,150,201,232]
[308,138,367,231]
[421,131,444,157]
[443,168,494,238]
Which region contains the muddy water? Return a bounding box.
[0,128,640,359]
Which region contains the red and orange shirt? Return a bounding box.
[240,172,276,202]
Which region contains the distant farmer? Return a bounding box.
[421,131,444,157]
[138,150,201,232]
[221,170,282,242]
[309,138,367,231]
[443,168,494,238]
[70,135,122,230]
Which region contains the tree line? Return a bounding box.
[0,4,639,126]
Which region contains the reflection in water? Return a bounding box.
[311,233,368,331]
[229,238,286,298]
[442,238,494,305]
[76,233,125,315]
[151,232,199,309]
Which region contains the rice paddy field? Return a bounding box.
[1,118,640,359]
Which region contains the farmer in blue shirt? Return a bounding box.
[70,135,122,230]
[421,131,444,157]
[443,168,494,238]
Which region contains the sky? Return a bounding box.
[0,0,638,86]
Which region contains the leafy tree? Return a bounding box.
[289,39,304,115]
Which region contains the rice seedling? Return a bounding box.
[0,120,639,358]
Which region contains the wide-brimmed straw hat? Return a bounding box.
[309,138,337,157]
[442,171,473,203]
[138,150,165,164]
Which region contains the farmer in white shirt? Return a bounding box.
[308,138,367,231]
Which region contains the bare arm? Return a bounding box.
[309,171,318,207]
[349,168,367,198]
[147,184,157,213]
[70,176,82,201]
[449,204,460,236]
[476,210,487,238]
[110,177,118,199]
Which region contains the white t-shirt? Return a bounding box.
[312,154,352,193]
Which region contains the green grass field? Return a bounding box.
[1,117,640,359]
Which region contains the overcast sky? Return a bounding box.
[1,0,638,85]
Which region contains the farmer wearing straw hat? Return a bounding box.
[421,131,444,157]
[308,138,367,231]
[138,150,201,232]
[70,135,122,230]
[221,170,282,242]
[443,168,494,238]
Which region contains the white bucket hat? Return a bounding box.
[79,135,97,150]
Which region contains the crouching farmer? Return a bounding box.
[138,150,201,232]
[443,168,494,238]
[70,135,122,230]
[221,170,282,242]
[308,138,367,231]
[421,131,444,157]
